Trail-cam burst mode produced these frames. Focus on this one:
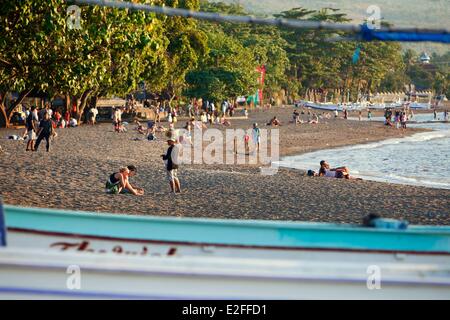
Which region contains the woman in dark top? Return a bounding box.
[105,165,144,195]
[34,112,53,152]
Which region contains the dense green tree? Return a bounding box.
[184,27,258,102]
[1,0,445,127]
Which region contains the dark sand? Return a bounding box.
[1,107,449,225]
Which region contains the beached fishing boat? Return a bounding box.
[1,204,450,299]
[303,102,343,112]
[1,247,449,299]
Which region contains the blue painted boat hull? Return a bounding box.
[3,205,450,254]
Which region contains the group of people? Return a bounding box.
[23,106,55,152]
[21,104,79,152]
[291,109,322,125]
[384,108,408,129]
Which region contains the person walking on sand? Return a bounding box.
[252,123,261,154]
[105,165,144,195]
[368,109,372,121]
[34,112,54,152]
[89,106,98,125]
[162,138,182,194]
[25,106,37,151]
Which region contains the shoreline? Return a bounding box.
[1,107,448,225]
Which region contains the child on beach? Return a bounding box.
[105,165,144,195]
[244,132,250,154]
[252,123,261,153]
[401,112,407,130]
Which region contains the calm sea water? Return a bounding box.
[278,113,450,190]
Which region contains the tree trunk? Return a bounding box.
[7,89,32,122]
[63,93,71,114]
[0,92,8,128]
[76,89,93,124]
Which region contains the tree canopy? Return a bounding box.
[0,0,446,127]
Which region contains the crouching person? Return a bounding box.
[105,165,144,195]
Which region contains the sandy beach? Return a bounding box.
[1,107,449,225]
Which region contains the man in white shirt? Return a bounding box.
[89,106,99,125]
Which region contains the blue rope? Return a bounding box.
[360,24,450,44]
[72,0,450,44]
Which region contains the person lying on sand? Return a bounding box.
[267,116,281,126]
[318,160,354,179]
[155,125,167,133]
[134,120,145,134]
[221,117,231,127]
[105,165,144,195]
[308,113,319,124]
[292,110,302,124]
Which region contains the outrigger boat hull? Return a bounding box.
[1,205,450,299]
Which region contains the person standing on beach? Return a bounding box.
[367,109,372,120]
[401,112,407,130]
[252,123,261,154]
[394,111,400,129]
[64,109,70,127]
[162,138,182,194]
[34,112,53,152]
[25,106,37,151]
[112,107,119,131]
[358,110,362,121]
[89,106,98,125]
